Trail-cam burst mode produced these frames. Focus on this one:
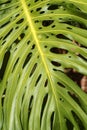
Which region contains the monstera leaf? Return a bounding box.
[0,0,87,130]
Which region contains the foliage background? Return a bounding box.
[0,0,87,130]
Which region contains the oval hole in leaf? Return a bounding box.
[65,118,74,130]
[68,92,80,105]
[48,4,59,10]
[59,97,64,102]
[36,7,41,11]
[23,52,32,68]
[0,21,10,28]
[21,87,26,103]
[12,57,19,72]
[35,74,42,87]
[20,33,25,39]
[50,47,59,54]
[44,79,48,87]
[27,40,30,45]
[68,91,86,113]
[56,34,70,40]
[30,10,33,13]
[0,1,11,6]
[25,25,28,30]
[57,82,65,88]
[71,111,85,130]
[50,47,68,54]
[78,54,87,62]
[14,33,25,44]
[40,11,45,14]
[31,44,35,50]
[28,95,33,120]
[16,18,24,24]
[28,3,31,6]
[3,28,13,40]
[0,37,3,40]
[1,89,6,106]
[81,44,87,49]
[39,27,42,30]
[67,27,72,30]
[40,94,48,126]
[51,61,61,67]
[63,19,87,29]
[34,0,38,2]
[42,20,54,27]
[50,112,55,130]
[51,25,56,28]
[0,50,10,80]
[44,45,47,48]
[15,13,20,17]
[29,63,37,77]
[1,40,6,45]
[35,20,39,23]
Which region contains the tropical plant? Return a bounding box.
[0,0,87,130]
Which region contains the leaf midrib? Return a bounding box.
[21,0,61,127]
[21,0,54,94]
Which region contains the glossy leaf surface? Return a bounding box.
[0,0,87,130]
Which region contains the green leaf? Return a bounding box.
[0,0,87,130]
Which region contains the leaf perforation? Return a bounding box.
[1,0,87,130]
